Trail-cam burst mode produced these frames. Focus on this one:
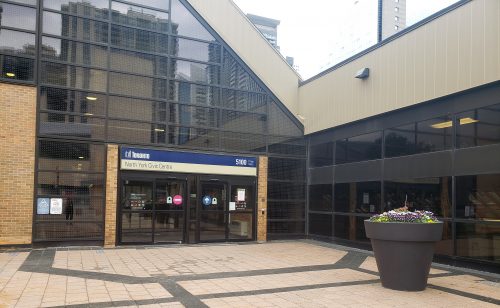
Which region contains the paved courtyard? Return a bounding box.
[0,240,498,307]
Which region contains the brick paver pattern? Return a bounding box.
[0,240,498,307]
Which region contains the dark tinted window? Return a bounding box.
[0,3,36,30]
[268,201,305,220]
[268,221,304,235]
[170,59,220,84]
[108,120,166,144]
[335,132,381,164]
[170,38,221,63]
[168,126,219,148]
[416,116,452,153]
[169,81,219,105]
[39,112,106,140]
[220,132,266,153]
[268,136,306,156]
[334,182,381,214]
[112,1,168,32]
[42,37,108,68]
[268,103,302,137]
[111,24,168,53]
[457,104,500,148]
[221,110,266,134]
[170,0,214,41]
[310,142,333,167]
[109,72,166,99]
[38,140,105,172]
[456,174,500,220]
[170,104,218,128]
[455,222,499,262]
[43,12,108,43]
[110,48,168,76]
[108,96,166,122]
[41,62,107,91]
[309,184,332,211]
[333,215,368,242]
[268,158,306,180]
[221,51,263,92]
[347,132,382,163]
[40,87,106,116]
[0,55,34,81]
[0,29,36,56]
[385,123,415,158]
[384,177,452,218]
[7,0,37,5]
[44,0,109,19]
[268,182,305,200]
[126,0,169,11]
[309,213,332,237]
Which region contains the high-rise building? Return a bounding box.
[380,0,407,40]
[321,0,406,70]
[246,13,280,49]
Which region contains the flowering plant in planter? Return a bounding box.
[369,206,439,223]
[364,205,443,291]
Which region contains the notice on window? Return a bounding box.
[229,202,236,211]
[237,189,246,202]
[50,198,63,214]
[363,193,369,204]
[37,198,50,215]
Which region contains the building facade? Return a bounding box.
[246,13,280,50]
[0,0,498,270]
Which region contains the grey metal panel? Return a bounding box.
[309,166,334,184]
[334,160,382,183]
[454,144,500,176]
[384,151,452,180]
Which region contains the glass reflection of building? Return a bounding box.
[12,0,304,242]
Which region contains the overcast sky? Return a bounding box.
[233,0,459,79]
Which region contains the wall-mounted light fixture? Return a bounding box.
[355,68,370,79]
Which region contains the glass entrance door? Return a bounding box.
[200,181,227,242]
[228,184,254,240]
[121,180,154,243]
[154,180,186,243]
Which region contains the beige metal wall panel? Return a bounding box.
[299,0,500,135]
[186,0,301,115]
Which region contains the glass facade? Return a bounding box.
[0,0,305,242]
[1,0,495,270]
[308,95,500,266]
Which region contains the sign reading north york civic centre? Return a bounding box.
[120,147,257,176]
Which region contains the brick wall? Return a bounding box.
[0,83,36,245]
[257,156,268,242]
[104,144,119,247]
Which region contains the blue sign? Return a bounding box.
[202,196,212,206]
[121,147,256,168]
[37,198,50,215]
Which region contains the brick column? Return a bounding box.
[0,83,36,245]
[104,144,119,247]
[257,156,268,242]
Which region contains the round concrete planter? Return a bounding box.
[364,220,443,291]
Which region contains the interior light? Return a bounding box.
[86,96,97,101]
[459,117,479,125]
[5,72,15,77]
[154,128,165,132]
[431,121,453,129]
[78,156,85,159]
[84,113,94,116]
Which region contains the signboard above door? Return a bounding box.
[120,147,257,176]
